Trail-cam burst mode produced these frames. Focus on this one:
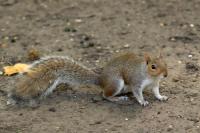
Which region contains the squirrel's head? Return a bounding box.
[144,52,168,78]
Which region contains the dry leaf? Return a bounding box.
[3,63,30,76]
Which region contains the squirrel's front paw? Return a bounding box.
[158,95,168,101]
[139,100,149,106]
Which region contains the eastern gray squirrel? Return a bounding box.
[7,52,168,106]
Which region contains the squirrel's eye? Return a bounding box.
[151,64,157,69]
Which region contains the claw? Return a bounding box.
[158,95,168,101]
[118,96,129,101]
[139,100,149,106]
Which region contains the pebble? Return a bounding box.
[178,61,182,64]
[170,37,175,41]
[55,126,60,130]
[70,38,74,41]
[57,48,63,52]
[75,19,83,23]
[172,77,179,82]
[48,107,56,112]
[4,36,9,40]
[160,22,167,26]
[6,100,11,105]
[125,118,129,121]
[89,121,102,125]
[0,71,3,75]
[190,24,194,27]
[188,54,193,58]
[96,46,101,50]
[190,98,194,102]
[123,44,130,48]
[1,28,5,31]
[167,125,173,131]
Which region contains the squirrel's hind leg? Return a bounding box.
[102,78,129,102]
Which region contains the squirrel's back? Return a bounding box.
[9,56,99,101]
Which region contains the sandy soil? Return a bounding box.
[0,0,200,132]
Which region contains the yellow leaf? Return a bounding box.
[3,63,30,76]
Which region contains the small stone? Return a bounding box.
[170,37,175,41]
[190,24,194,27]
[4,36,9,40]
[172,78,179,82]
[105,129,108,132]
[160,23,167,26]
[80,106,85,109]
[75,19,83,23]
[55,40,60,43]
[125,118,129,121]
[57,48,63,52]
[64,27,71,32]
[190,98,194,102]
[178,61,182,64]
[6,100,11,105]
[96,46,101,49]
[48,107,56,112]
[22,16,26,20]
[0,71,3,75]
[70,33,75,37]
[123,44,130,48]
[89,120,102,125]
[83,36,90,41]
[55,126,60,130]
[188,54,193,58]
[1,28,5,31]
[167,125,173,131]
[71,29,77,32]
[19,113,23,116]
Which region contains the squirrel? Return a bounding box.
[7,52,168,107]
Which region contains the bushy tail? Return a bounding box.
[8,56,100,104]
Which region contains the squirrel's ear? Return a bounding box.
[144,53,151,64]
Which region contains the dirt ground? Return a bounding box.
[0,0,200,132]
